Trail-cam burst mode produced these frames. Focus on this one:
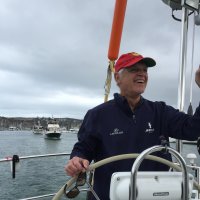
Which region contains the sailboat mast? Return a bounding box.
[176,7,189,153]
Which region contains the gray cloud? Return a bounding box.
[0,0,199,119]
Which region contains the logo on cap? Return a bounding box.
[131,52,140,57]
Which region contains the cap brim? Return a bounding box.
[140,57,156,67]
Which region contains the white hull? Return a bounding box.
[66,128,79,134]
[44,131,61,139]
[33,130,44,134]
[45,119,61,139]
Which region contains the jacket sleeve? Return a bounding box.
[165,102,200,140]
[70,109,100,162]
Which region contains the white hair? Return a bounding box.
[117,68,125,76]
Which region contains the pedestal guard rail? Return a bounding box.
[130,145,189,200]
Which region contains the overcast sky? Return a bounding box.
[0,0,200,119]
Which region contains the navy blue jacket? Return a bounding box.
[70,93,200,200]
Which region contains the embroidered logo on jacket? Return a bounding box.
[145,122,154,133]
[110,128,124,136]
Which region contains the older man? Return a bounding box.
[65,52,200,200]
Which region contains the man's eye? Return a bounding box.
[128,68,137,72]
[127,67,148,73]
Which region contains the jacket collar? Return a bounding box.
[114,93,144,115]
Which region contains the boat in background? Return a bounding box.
[33,125,44,134]
[8,126,18,131]
[67,128,79,133]
[60,127,67,133]
[33,120,45,134]
[44,119,61,139]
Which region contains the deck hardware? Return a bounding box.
[12,154,20,179]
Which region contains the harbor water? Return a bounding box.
[0,130,86,200]
[0,131,199,200]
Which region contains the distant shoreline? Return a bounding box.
[0,116,82,131]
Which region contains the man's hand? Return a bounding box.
[64,156,89,177]
[195,65,200,88]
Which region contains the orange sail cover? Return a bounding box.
[108,0,127,61]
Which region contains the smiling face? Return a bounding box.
[114,62,148,98]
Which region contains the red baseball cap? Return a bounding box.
[114,52,156,72]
